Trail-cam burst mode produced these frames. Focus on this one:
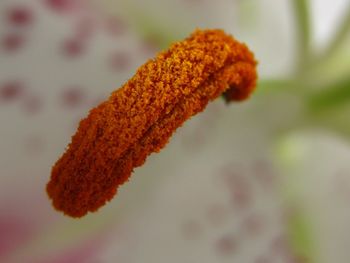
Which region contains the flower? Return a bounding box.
[1,0,350,262]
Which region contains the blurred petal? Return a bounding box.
[277,131,350,263]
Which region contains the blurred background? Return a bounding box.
[0,0,350,262]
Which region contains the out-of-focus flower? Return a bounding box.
[0,0,350,262]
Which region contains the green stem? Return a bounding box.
[292,0,312,72]
[255,78,296,94]
[307,76,350,113]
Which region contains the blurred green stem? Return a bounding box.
[256,79,297,94]
[307,76,350,113]
[292,0,312,73]
[261,1,350,113]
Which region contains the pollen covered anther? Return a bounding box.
[46,29,257,217]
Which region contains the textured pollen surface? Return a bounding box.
[47,29,257,217]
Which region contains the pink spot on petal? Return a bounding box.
[62,39,84,57]
[270,234,291,257]
[0,216,33,258]
[61,87,85,108]
[105,17,126,36]
[7,6,33,26]
[22,95,42,115]
[223,171,252,210]
[2,34,25,52]
[0,82,24,102]
[45,0,81,13]
[109,51,130,71]
[215,235,237,256]
[242,213,264,237]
